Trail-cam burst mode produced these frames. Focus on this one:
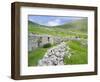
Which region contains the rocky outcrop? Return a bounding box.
[38,42,71,66]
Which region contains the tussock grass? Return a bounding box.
[28,48,48,66]
[64,40,88,64]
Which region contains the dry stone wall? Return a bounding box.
[38,42,71,66]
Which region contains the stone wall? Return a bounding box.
[53,36,81,45]
[28,33,83,52]
[38,42,71,66]
[28,33,53,51]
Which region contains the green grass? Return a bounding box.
[28,19,87,39]
[55,18,88,32]
[28,40,88,66]
[28,24,87,39]
[28,18,88,66]
[28,47,48,66]
[64,40,88,64]
[28,44,57,66]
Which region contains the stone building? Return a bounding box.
[28,33,53,51]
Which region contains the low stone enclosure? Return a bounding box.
[28,33,83,51]
[38,42,71,66]
[28,33,53,51]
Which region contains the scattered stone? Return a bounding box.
[38,42,71,66]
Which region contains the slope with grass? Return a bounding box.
[28,48,48,66]
[54,18,87,32]
[64,40,88,64]
[28,43,57,66]
[28,18,87,38]
[28,18,88,66]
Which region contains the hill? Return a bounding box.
[53,18,87,32]
[28,18,87,38]
[28,18,88,66]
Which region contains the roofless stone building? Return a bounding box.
[28,33,53,51]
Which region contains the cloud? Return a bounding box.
[47,19,61,26]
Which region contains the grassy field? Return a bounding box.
[28,40,88,66]
[28,48,48,66]
[64,40,88,64]
[28,44,57,66]
[28,18,87,39]
[28,18,88,66]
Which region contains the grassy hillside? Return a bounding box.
[28,18,88,66]
[54,18,87,32]
[28,18,87,38]
[64,40,88,64]
[28,48,48,66]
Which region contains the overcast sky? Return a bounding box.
[28,15,84,26]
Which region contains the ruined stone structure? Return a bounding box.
[28,33,53,51]
[28,33,82,51]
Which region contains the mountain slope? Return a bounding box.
[28,18,87,38]
[53,18,87,32]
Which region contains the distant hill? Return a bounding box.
[28,20,49,28]
[53,18,87,32]
[29,18,87,32]
[28,18,87,38]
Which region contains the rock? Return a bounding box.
[38,42,71,66]
[55,51,60,57]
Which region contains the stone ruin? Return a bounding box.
[28,33,53,51]
[28,33,82,52]
[38,42,71,66]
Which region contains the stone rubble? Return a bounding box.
[38,42,71,66]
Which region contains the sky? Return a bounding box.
[28,15,84,26]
